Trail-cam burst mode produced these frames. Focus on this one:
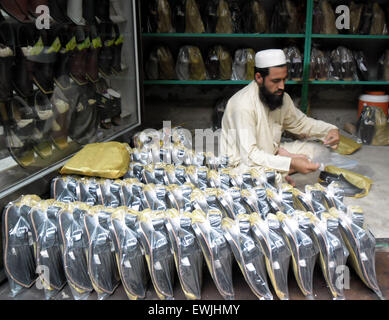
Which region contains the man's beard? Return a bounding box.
[259,85,284,111]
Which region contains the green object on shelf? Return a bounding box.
[141,0,389,114]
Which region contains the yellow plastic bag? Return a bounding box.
[157,46,176,79]
[156,0,174,33]
[60,142,130,179]
[246,49,255,80]
[372,107,389,146]
[216,0,233,34]
[189,46,206,80]
[216,45,232,80]
[324,165,373,198]
[185,0,205,33]
[335,135,362,155]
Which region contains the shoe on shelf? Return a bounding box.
[69,25,89,86]
[0,0,31,23]
[50,89,70,150]
[49,0,71,23]
[4,95,37,167]
[85,25,102,83]
[318,171,365,197]
[98,22,115,78]
[54,24,75,90]
[111,23,124,74]
[67,0,86,26]
[0,21,15,102]
[12,23,37,99]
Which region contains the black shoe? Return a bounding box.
[357,106,376,145]
[319,171,365,197]
[98,22,114,78]
[85,25,101,83]
[111,23,123,74]
[69,26,89,86]
[12,23,37,99]
[0,21,15,102]
[48,0,71,23]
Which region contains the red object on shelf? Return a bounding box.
[358,92,389,117]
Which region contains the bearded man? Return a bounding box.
[220,49,340,185]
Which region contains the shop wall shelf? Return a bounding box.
[140,0,389,113]
[142,33,306,38]
[144,80,302,85]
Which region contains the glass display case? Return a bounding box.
[0,0,142,197]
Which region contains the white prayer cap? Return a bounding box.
[255,49,287,68]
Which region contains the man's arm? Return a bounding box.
[282,95,338,141]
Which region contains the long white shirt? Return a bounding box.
[220,81,338,173]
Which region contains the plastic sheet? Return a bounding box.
[329,207,384,300]
[189,209,234,300]
[137,209,175,300]
[330,47,359,81]
[165,209,203,300]
[377,50,389,81]
[186,166,209,190]
[372,107,389,146]
[29,200,67,300]
[242,0,268,34]
[304,211,349,300]
[370,3,387,35]
[284,46,303,81]
[249,213,291,300]
[349,1,364,34]
[51,176,79,203]
[166,165,188,185]
[185,0,205,33]
[141,184,168,211]
[336,135,362,155]
[313,0,338,34]
[217,187,247,219]
[231,49,255,81]
[176,46,206,80]
[143,164,168,185]
[215,0,233,34]
[166,183,194,212]
[58,202,93,300]
[77,177,100,206]
[277,212,318,299]
[222,215,273,300]
[241,187,271,219]
[84,206,121,300]
[2,195,40,297]
[120,179,145,210]
[309,47,329,81]
[109,207,148,300]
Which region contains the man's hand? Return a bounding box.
[290,157,320,174]
[323,129,340,150]
[277,147,309,160]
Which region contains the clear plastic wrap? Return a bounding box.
[215,0,233,34]
[222,215,273,300]
[313,0,338,34]
[156,0,175,33]
[217,187,248,219]
[119,179,145,210]
[143,164,168,185]
[331,47,358,81]
[29,200,67,300]
[185,0,205,33]
[349,1,364,34]
[370,3,387,35]
[157,46,177,80]
[186,165,209,190]
[165,209,203,300]
[353,51,369,81]
[166,164,188,185]
[377,50,389,81]
[371,107,389,146]
[310,47,329,81]
[284,46,303,81]
[2,195,40,297]
[176,46,206,80]
[58,202,93,300]
[249,213,291,300]
[266,184,296,215]
[141,184,168,211]
[304,211,349,300]
[189,209,234,300]
[242,0,268,34]
[277,211,318,299]
[329,206,384,300]
[51,175,79,203]
[130,148,153,166]
[166,183,194,212]
[356,105,376,145]
[231,49,255,81]
[205,46,232,80]
[137,209,175,300]
[241,187,271,219]
[304,184,330,217]
[77,177,100,206]
[109,207,148,300]
[83,206,121,300]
